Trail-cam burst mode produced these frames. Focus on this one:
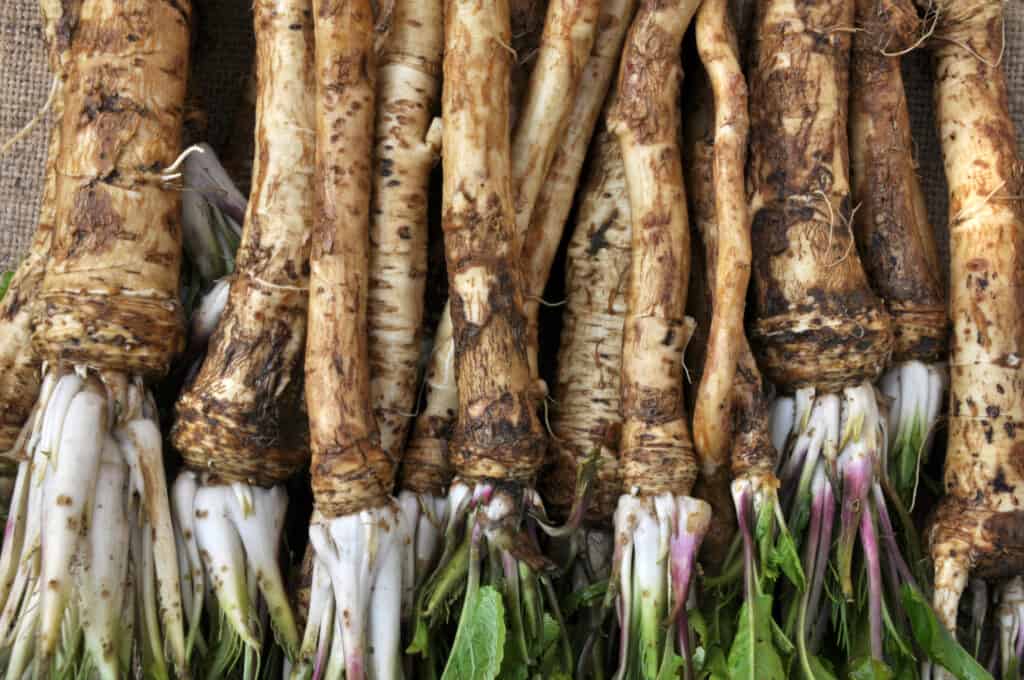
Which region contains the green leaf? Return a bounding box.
[442,586,507,680]
[769,617,795,657]
[849,658,895,680]
[727,596,786,680]
[656,649,684,680]
[560,580,608,618]
[696,644,729,680]
[901,585,993,680]
[805,654,839,680]
[407,614,431,656]
[534,614,567,679]
[0,271,12,301]
[768,525,806,592]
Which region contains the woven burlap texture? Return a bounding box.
[0,0,1021,270]
[0,0,256,269]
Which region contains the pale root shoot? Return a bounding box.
[293,504,409,680]
[879,360,947,508]
[0,369,186,678]
[997,577,1024,678]
[190,279,231,349]
[397,490,449,607]
[175,473,299,674]
[611,493,710,680]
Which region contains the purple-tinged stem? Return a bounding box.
[837,452,872,599]
[733,486,757,600]
[872,484,917,588]
[800,482,824,623]
[860,507,884,660]
[806,475,835,634]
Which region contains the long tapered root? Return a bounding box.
[293,504,409,680]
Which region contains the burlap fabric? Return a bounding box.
[0,0,1021,269]
[0,0,255,268]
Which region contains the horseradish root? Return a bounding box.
[296,2,410,678]
[607,0,710,675]
[926,0,1024,676]
[170,0,315,671]
[3,0,191,675]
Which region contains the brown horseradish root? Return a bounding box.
[399,0,604,590]
[683,6,809,670]
[371,0,443,466]
[745,0,945,668]
[297,2,410,678]
[681,0,752,567]
[747,0,892,394]
[520,0,638,409]
[605,0,711,676]
[534,0,638,525]
[544,124,631,528]
[169,0,316,668]
[0,0,192,676]
[408,0,576,675]
[545,121,632,676]
[391,0,546,502]
[376,0,449,594]
[924,1,1024,676]
[849,0,948,509]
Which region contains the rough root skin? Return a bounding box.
[369,0,443,461]
[442,0,547,485]
[610,0,702,499]
[850,0,946,366]
[33,0,191,377]
[401,307,457,496]
[307,0,397,518]
[926,0,1024,650]
[173,0,315,489]
[519,0,638,397]
[543,127,630,525]
[746,0,892,394]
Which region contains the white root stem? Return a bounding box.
[612,492,711,679]
[998,577,1024,676]
[769,395,796,457]
[79,436,130,680]
[880,359,948,507]
[230,481,298,656]
[299,504,410,680]
[0,367,187,676]
[397,489,448,613]
[192,486,260,651]
[295,552,335,679]
[117,417,188,673]
[39,381,107,662]
[171,471,205,655]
